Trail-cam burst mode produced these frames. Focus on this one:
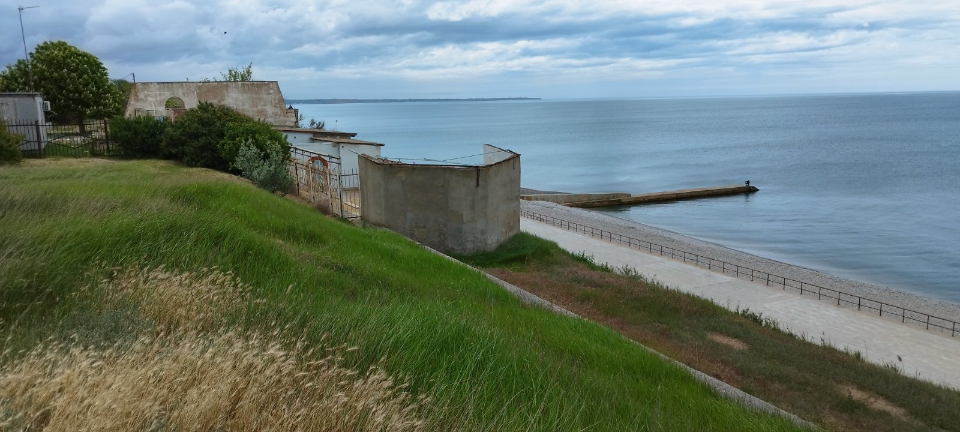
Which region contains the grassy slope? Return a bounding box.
[458,233,960,432]
[0,159,804,431]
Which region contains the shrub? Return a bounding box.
[0,120,25,164]
[161,102,248,170]
[220,120,290,172]
[110,115,166,158]
[234,140,293,194]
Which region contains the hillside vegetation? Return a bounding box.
[0,159,804,431]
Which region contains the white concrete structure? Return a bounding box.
[279,128,383,174]
[0,92,49,151]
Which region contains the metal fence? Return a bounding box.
[288,146,362,219]
[5,119,113,157]
[339,169,360,219]
[521,209,959,337]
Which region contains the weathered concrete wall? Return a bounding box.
[360,145,520,254]
[124,81,297,126]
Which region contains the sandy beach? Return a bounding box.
[520,199,960,325]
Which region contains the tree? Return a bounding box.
[202,63,254,82]
[112,78,133,114]
[221,63,253,81]
[0,41,122,123]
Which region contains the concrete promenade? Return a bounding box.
[521,218,960,390]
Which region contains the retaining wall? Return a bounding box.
[359,144,520,254]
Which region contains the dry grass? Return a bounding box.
[707,333,749,351]
[837,385,909,421]
[1,267,426,431]
[93,267,252,332]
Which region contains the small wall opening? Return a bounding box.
[164,97,185,109]
[164,97,186,120]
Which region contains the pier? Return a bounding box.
[522,184,759,208]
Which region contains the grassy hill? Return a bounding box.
[0,159,804,431]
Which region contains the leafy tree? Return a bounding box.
[234,140,293,194]
[221,63,253,82]
[110,115,166,158]
[0,41,122,123]
[220,120,289,171]
[161,102,248,169]
[202,63,254,82]
[112,79,133,113]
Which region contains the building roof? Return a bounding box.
[274,127,359,138]
[0,92,42,97]
[310,137,384,146]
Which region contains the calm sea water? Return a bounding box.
[294,93,960,303]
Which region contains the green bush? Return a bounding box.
[221,120,290,172]
[161,102,248,170]
[110,115,166,158]
[0,120,24,164]
[233,140,293,194]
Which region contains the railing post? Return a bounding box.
[104,119,111,155]
[879,303,883,317]
[926,315,930,330]
[858,297,861,311]
[765,273,769,286]
[34,120,43,158]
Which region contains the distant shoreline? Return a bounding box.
[287,97,541,105]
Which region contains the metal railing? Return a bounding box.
[5,119,113,157]
[521,209,959,337]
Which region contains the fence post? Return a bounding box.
[765,273,769,286]
[926,315,930,330]
[104,119,111,155]
[858,297,861,311]
[879,303,883,317]
[34,120,43,158]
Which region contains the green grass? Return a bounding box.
[460,232,960,432]
[0,159,806,431]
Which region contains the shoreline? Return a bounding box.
[520,199,960,324]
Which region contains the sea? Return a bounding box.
[293,92,960,303]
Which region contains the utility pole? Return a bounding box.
[18,5,39,91]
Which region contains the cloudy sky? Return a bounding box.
[2,0,958,99]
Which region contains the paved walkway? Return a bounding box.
[522,219,960,390]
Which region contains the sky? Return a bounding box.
[2,0,959,99]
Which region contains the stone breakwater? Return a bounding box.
[521,200,960,325]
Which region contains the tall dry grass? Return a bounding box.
[93,266,252,332]
[0,267,426,431]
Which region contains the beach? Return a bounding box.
[521,199,960,325]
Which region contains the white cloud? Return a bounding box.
[2,0,959,98]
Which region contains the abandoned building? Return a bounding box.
[0,92,50,151]
[123,81,298,126]
[358,145,520,254]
